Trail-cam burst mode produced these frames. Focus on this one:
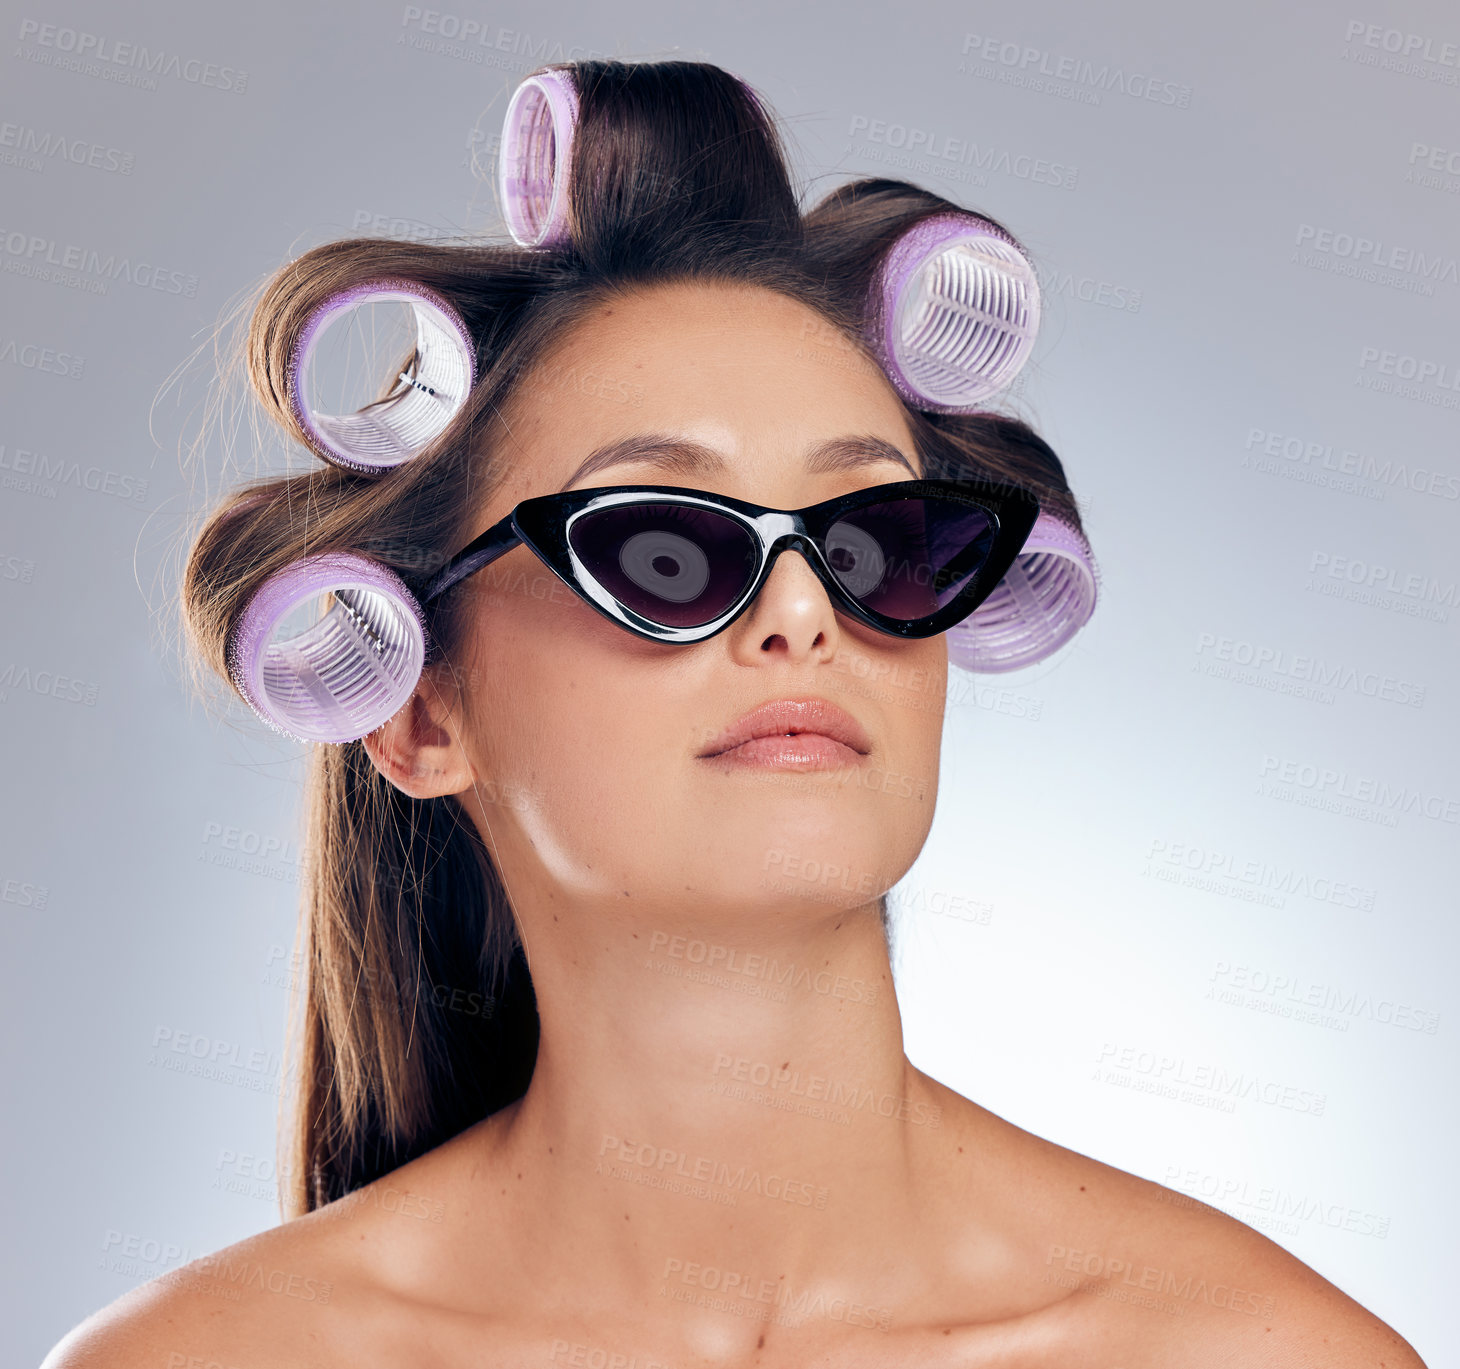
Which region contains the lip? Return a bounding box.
[697,697,871,764]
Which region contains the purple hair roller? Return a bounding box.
[499,68,582,248]
[868,211,1042,413]
[499,67,766,250]
[227,553,428,743]
[288,279,476,474]
[946,511,1099,673]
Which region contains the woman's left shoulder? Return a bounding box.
[1085,1155,1425,1364]
[932,1086,1430,1366]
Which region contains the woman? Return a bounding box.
[45,57,1425,1368]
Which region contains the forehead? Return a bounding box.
[494,280,918,495]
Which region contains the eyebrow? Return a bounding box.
[556,433,920,493]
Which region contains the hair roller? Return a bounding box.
[867,211,1042,413]
[287,279,476,474]
[499,66,770,251]
[226,552,429,743]
[499,67,582,248]
[946,511,1099,673]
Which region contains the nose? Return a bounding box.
[728,537,843,658]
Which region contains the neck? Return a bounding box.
[469,892,950,1303]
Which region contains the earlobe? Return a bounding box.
[361,674,476,799]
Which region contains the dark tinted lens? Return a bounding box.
[568,501,759,627]
[823,496,996,621]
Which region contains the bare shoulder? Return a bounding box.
[925,1078,1430,1366]
[1086,1157,1427,1365]
[38,1113,517,1369]
[38,1200,389,1369]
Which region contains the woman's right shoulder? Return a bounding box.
[40,1206,376,1369]
[42,1121,511,1368]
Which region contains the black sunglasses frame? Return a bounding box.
[418,476,1041,646]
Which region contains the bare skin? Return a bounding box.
[44,282,1428,1368]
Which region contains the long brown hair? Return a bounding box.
[176,58,1091,1220]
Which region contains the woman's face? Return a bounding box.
[425,281,948,922]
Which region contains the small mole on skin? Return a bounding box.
[756,1335,765,1349]
[1079,1185,1086,1191]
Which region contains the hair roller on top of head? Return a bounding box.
[498,67,582,248]
[498,65,772,252]
[867,211,1042,413]
[287,278,477,474]
[226,552,429,744]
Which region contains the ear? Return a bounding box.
[360,659,477,799]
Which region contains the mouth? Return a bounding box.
[702,732,866,770]
[698,697,871,770]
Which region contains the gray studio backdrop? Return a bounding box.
[3,0,1456,1363]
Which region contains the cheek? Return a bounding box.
[453,584,694,895]
[882,649,946,802]
[454,556,668,796]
